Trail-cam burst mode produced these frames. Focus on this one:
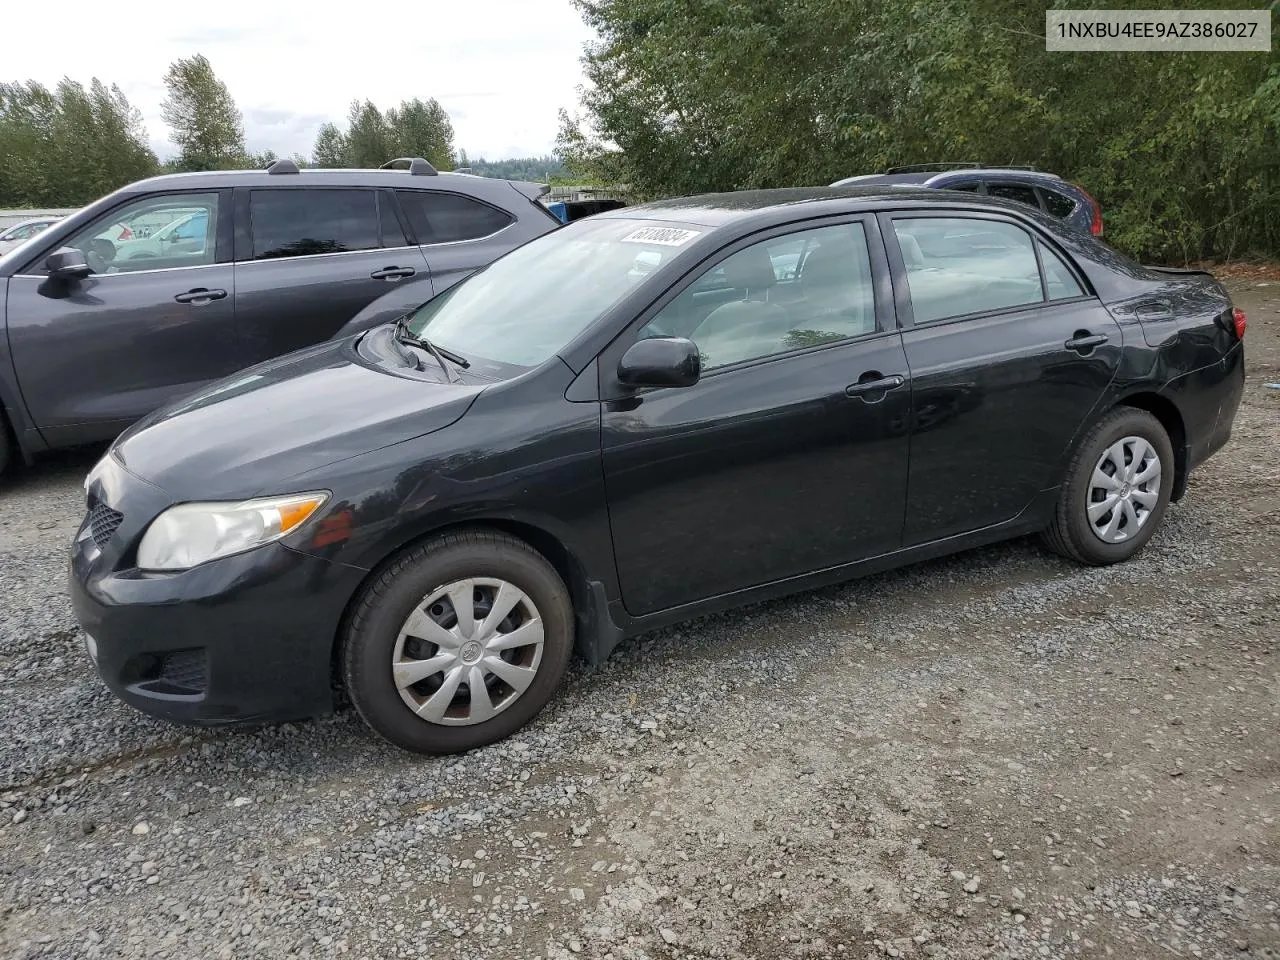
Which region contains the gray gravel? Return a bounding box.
[2,279,1277,959]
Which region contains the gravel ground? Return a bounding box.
[1,279,1277,960]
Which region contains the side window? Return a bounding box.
[893,217,1042,323]
[249,189,379,260]
[397,190,514,244]
[61,193,219,275]
[639,223,877,371]
[1039,242,1085,300]
[1042,190,1077,219]
[378,194,408,247]
[946,182,982,193]
[987,182,1040,210]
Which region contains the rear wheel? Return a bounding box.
[1042,407,1175,565]
[342,530,574,754]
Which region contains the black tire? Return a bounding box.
[1042,407,1175,566]
[342,529,574,755]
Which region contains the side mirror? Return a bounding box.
[45,247,91,280]
[618,337,701,389]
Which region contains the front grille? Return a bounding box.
[88,502,124,548]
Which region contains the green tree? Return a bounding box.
[311,97,457,170]
[561,0,1280,261]
[161,54,246,171]
[312,122,348,167]
[0,78,157,206]
[386,97,455,169]
[344,99,394,167]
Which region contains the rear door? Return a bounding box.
[883,213,1121,543]
[6,189,238,447]
[396,189,517,295]
[232,186,428,364]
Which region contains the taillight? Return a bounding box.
[1232,307,1247,339]
[1073,182,1103,236]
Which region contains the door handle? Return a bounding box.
[174,288,227,304]
[371,266,416,281]
[845,374,905,400]
[1064,331,1109,353]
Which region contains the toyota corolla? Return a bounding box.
[69,186,1245,754]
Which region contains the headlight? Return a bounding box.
[136,492,329,571]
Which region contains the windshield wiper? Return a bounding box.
[393,316,470,382]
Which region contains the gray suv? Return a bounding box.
[0,158,560,475]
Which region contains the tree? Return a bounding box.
[386,97,455,169]
[0,78,157,206]
[311,97,457,170]
[561,0,1280,261]
[312,122,348,167]
[161,54,245,171]
[344,99,394,168]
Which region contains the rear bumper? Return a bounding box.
[1187,340,1245,473]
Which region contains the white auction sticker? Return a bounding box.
[620,226,701,246]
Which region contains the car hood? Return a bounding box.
[113,338,486,500]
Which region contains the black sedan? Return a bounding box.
[69,186,1246,754]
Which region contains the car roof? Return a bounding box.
[116,168,517,192]
[594,184,1058,229]
[833,169,1067,188]
[596,185,940,227]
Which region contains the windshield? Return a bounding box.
[406,217,706,370]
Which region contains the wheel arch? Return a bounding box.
[328,517,607,701]
[1114,391,1188,501]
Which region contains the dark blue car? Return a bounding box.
[831,164,1103,238]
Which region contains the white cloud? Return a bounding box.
[3,0,595,161]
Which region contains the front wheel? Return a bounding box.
[342,530,574,754]
[1042,407,1175,565]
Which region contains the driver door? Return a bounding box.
[6,189,240,448]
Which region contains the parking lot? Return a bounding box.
[1,277,1276,960]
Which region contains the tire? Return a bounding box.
[342,529,574,755]
[1042,407,1175,566]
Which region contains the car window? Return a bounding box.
[249,189,380,260]
[1039,242,1085,299]
[397,190,514,244]
[893,217,1043,323]
[986,182,1040,210]
[60,193,219,275]
[638,223,877,371]
[945,182,982,193]
[1042,190,1077,219]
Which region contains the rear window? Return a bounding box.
[398,190,514,244]
[986,182,1040,210]
[893,217,1043,323]
[1042,190,1077,219]
[250,189,380,260]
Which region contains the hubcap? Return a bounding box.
[391,578,544,726]
[1087,435,1162,544]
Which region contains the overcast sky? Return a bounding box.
[3,0,595,162]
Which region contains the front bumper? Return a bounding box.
[69,457,366,726]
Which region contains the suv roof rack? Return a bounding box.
[380,157,438,177]
[266,158,300,175]
[886,162,980,174]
